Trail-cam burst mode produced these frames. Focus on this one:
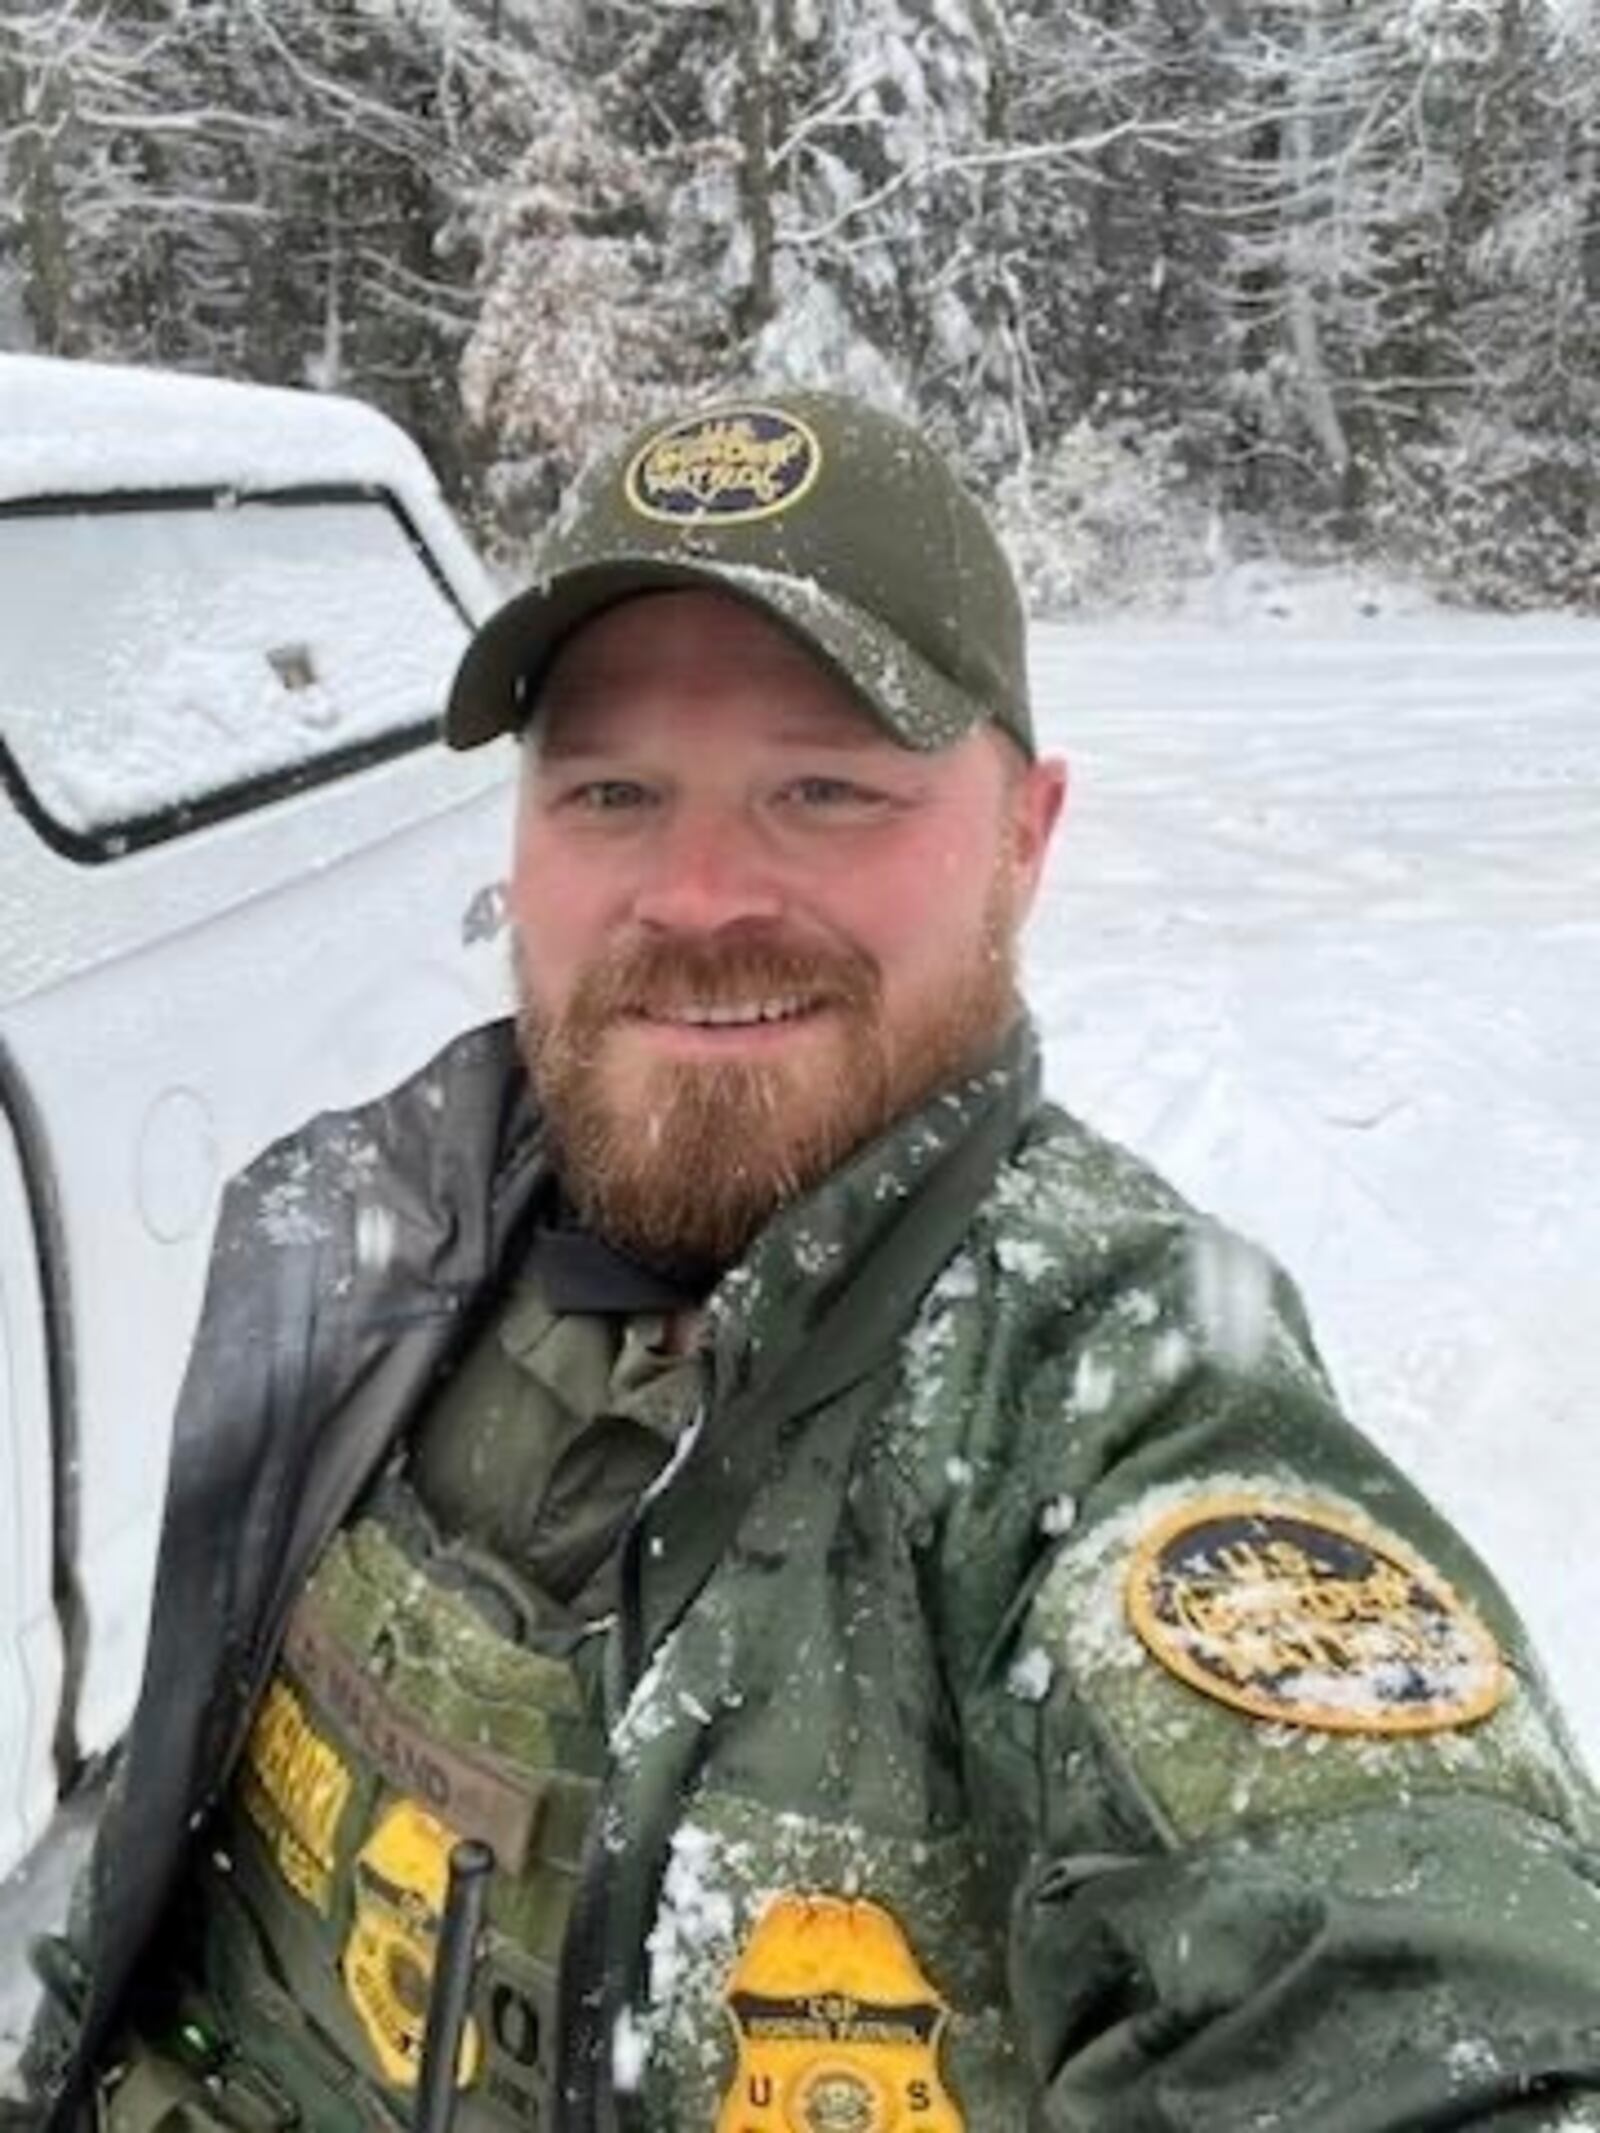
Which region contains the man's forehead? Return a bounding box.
[534,590,909,757]
[543,586,846,687]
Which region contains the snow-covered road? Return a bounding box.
[1026,613,1600,1764]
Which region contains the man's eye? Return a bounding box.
[782,776,886,810]
[568,779,655,812]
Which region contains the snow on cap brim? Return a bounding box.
[444,555,989,755]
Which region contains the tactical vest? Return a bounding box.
[123,1280,703,2133]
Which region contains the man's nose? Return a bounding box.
[631,804,785,932]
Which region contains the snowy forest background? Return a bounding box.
[2,0,1596,612]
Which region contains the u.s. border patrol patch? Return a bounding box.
[625,406,821,525]
[715,1893,962,2133]
[1126,1496,1507,1736]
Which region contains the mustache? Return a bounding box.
[557,930,881,1026]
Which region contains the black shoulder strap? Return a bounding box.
[558,1079,1027,2133]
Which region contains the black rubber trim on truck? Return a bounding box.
[0,1036,88,1796]
[0,482,475,866]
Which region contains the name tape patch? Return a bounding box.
[1126,1496,1507,1736]
[284,1605,538,1874]
[716,1893,962,2133]
[625,407,821,526]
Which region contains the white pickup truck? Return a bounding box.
[0,356,514,1900]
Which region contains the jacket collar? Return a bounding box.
[704,1015,1042,1408]
[616,1017,1044,1689]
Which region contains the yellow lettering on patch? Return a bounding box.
[715,1893,962,2133]
[624,407,822,526]
[241,1676,353,1912]
[342,1800,483,2093]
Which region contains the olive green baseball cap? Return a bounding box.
[444,388,1033,756]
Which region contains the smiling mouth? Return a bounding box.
[633,995,825,1029]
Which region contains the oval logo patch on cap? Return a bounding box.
[625,405,822,525]
[1126,1496,1507,1736]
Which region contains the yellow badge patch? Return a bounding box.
[1126,1495,1508,1735]
[625,407,822,525]
[715,1893,962,2133]
[341,1800,484,2092]
[239,1675,352,1913]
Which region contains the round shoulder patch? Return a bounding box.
[625,405,822,525]
[1126,1496,1507,1736]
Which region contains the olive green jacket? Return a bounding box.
[27,1019,1600,2130]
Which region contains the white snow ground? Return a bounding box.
[3,602,1598,2069]
[1025,611,1600,1770]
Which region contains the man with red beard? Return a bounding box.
[508,582,1058,1283]
[23,394,1600,2133]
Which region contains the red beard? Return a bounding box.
[517,917,1017,1274]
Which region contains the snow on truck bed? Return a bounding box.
[0,355,498,867]
[0,354,493,640]
[0,353,447,504]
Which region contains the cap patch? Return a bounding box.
[1126,1496,1507,1736]
[715,1893,963,2132]
[626,406,822,526]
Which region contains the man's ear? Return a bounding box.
[1008,752,1069,911]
